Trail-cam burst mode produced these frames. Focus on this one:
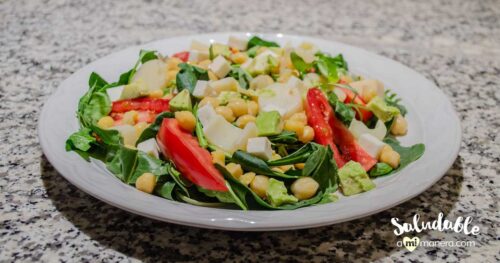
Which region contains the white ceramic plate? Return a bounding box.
[39,32,461,231]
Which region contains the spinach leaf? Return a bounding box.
[197,181,248,210]
[106,146,138,182]
[176,190,227,207]
[369,163,393,177]
[231,150,299,179]
[155,181,176,200]
[176,63,209,94]
[303,145,338,191]
[90,125,122,145]
[384,90,408,116]
[316,52,348,71]
[128,152,169,184]
[316,186,339,204]
[290,52,313,76]
[383,137,425,174]
[77,73,112,127]
[136,111,174,145]
[165,162,190,196]
[327,91,355,125]
[267,143,315,166]
[193,104,208,148]
[268,131,298,144]
[247,36,279,49]
[314,53,348,83]
[229,65,253,89]
[127,50,158,83]
[66,127,95,152]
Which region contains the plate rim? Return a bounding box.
[38,32,462,231]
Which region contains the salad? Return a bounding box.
[66,35,425,210]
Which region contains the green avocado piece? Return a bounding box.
[209,43,231,59]
[338,161,375,196]
[217,91,241,105]
[256,111,282,136]
[247,52,275,76]
[169,89,192,112]
[120,79,149,100]
[367,96,400,122]
[266,178,298,207]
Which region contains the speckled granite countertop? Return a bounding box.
[1,0,499,262]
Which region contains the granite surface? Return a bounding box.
[1,0,499,262]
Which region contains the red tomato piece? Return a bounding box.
[112,97,169,114]
[157,118,228,192]
[172,51,190,62]
[338,87,373,122]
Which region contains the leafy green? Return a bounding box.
[231,150,299,179]
[369,163,394,177]
[384,90,408,116]
[136,111,174,145]
[77,73,112,127]
[155,181,176,200]
[128,152,169,184]
[176,191,226,207]
[106,146,138,182]
[267,143,314,166]
[303,145,338,191]
[316,186,339,204]
[383,137,425,174]
[66,128,95,152]
[290,52,313,76]
[176,63,209,94]
[316,52,348,71]
[247,36,279,49]
[268,131,299,144]
[327,91,355,125]
[314,53,348,83]
[198,186,235,203]
[229,65,253,89]
[90,125,122,145]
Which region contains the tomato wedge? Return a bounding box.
[112,97,170,114]
[338,88,373,122]
[157,118,228,192]
[172,51,190,62]
[328,113,377,171]
[306,88,345,167]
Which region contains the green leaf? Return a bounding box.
[383,137,425,174]
[176,63,209,94]
[231,150,299,179]
[66,128,95,152]
[77,73,112,127]
[290,52,312,75]
[193,104,208,148]
[90,125,122,145]
[327,91,355,125]
[88,72,108,89]
[384,90,408,116]
[136,111,175,145]
[303,145,338,191]
[155,181,176,200]
[106,146,138,182]
[176,190,226,207]
[314,52,348,83]
[247,36,279,49]
[267,143,314,166]
[369,163,394,177]
[268,131,299,144]
[128,152,169,184]
[316,186,339,204]
[229,65,253,89]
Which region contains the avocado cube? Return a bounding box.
[256,111,282,136]
[209,43,231,59]
[367,97,400,122]
[338,161,375,196]
[169,89,192,112]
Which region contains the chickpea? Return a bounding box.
[239,172,256,186]
[215,106,235,122]
[250,175,270,198]
[175,111,196,133]
[379,145,401,168]
[225,163,243,179]
[208,70,219,81]
[291,177,319,200]
[249,75,274,90]
[97,116,114,129]
[294,163,306,170]
[247,101,259,116]
[227,99,248,117]
[197,59,212,70]
[148,89,164,98]
[136,172,156,194]
[231,52,248,64]
[284,119,305,136]
[390,115,408,136]
[211,150,226,166]
[299,126,315,143]
[134,122,149,137]
[122,110,139,125]
[199,97,220,108]
[289,112,307,126]
[235,114,256,128]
